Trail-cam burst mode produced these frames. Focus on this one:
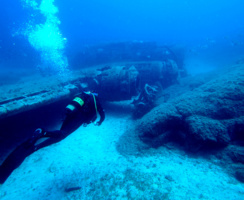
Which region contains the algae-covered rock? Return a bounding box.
[136,103,181,138]
[135,64,244,151]
[185,115,230,148]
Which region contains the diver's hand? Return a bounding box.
[94,121,102,126]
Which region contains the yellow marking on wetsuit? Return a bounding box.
[73,97,84,107]
[66,104,75,111]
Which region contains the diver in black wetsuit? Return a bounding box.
[0,91,105,184]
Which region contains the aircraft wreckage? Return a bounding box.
[0,42,185,120]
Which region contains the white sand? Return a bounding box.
[0,113,244,200]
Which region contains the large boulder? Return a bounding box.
[185,115,230,150]
[135,64,244,151]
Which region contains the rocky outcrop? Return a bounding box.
[136,64,244,151]
[134,64,244,182]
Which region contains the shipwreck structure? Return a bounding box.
[0,42,185,119]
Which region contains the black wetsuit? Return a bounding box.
[0,92,105,184]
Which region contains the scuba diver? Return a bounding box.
[0,91,105,184]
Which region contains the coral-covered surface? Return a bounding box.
[135,64,244,182]
[137,64,244,148]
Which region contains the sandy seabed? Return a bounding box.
[0,112,244,200]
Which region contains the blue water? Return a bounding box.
[0,0,244,77]
[1,1,244,198]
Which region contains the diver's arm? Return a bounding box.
[96,101,105,125]
[98,108,105,125]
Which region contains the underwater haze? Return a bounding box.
[2,1,244,199]
[0,0,244,79]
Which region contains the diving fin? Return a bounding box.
[0,140,35,184]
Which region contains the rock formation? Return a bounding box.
[134,64,244,181]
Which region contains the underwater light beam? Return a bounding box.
[21,0,68,74]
